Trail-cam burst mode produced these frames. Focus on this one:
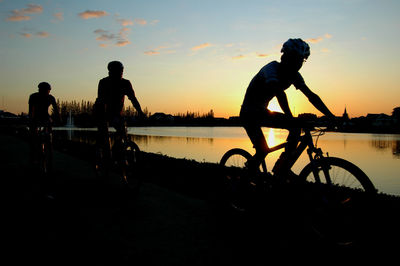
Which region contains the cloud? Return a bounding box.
[94,29,115,41]
[53,12,63,21]
[7,14,30,22]
[191,43,212,51]
[115,40,130,47]
[94,29,107,34]
[306,34,333,44]
[117,18,133,26]
[20,30,49,38]
[36,31,49,38]
[144,44,179,56]
[78,10,108,19]
[134,18,147,25]
[20,33,32,38]
[144,50,160,55]
[7,4,43,21]
[96,33,115,41]
[232,54,246,60]
[306,37,324,44]
[256,53,270,58]
[150,19,159,25]
[94,28,131,48]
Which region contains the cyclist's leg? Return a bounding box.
[272,127,301,174]
[29,122,39,163]
[97,119,111,160]
[267,113,301,176]
[242,123,269,172]
[111,116,126,161]
[240,109,271,171]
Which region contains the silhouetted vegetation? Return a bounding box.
[1,102,399,133]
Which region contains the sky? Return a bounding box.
[0,0,399,118]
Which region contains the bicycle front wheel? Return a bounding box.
[299,157,377,246]
[122,141,142,192]
[299,157,376,192]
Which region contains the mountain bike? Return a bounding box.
[95,122,142,192]
[219,121,377,246]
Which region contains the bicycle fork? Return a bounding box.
[307,146,333,186]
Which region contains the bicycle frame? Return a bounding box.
[262,128,324,175]
[34,123,53,175]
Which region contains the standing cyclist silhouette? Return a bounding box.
[94,61,145,161]
[240,38,335,179]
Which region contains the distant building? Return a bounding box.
[342,106,349,121]
[150,112,174,123]
[366,113,392,127]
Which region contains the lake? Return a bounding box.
[61,126,400,196]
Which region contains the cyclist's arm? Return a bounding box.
[50,96,61,123]
[97,79,108,113]
[271,81,293,117]
[276,91,293,117]
[298,84,335,118]
[28,97,35,120]
[126,81,144,116]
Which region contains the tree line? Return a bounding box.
[55,99,215,127]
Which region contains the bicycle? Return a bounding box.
[219,121,377,246]
[95,122,142,192]
[31,122,53,176]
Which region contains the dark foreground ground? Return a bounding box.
[2,128,400,265]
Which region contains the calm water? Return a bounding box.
[60,126,400,196]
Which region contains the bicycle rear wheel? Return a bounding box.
[121,141,142,192]
[219,148,257,212]
[299,157,377,246]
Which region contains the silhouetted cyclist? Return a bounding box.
[28,82,60,162]
[94,61,144,160]
[240,38,335,179]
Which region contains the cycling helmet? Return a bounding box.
[281,38,310,59]
[38,82,51,93]
[107,61,124,71]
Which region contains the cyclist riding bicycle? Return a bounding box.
[240,38,335,179]
[94,61,145,161]
[28,82,60,163]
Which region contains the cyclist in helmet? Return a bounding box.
[28,82,60,163]
[240,38,335,178]
[94,61,144,160]
[29,82,60,123]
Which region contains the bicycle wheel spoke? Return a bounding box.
[299,157,376,246]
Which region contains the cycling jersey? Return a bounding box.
[241,61,306,114]
[28,92,57,121]
[95,77,136,117]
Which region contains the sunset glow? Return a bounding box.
[1,0,399,118]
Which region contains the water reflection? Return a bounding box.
[53,127,400,195]
[130,134,214,146]
[370,136,400,159]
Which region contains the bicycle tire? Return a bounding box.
[299,157,376,192]
[121,141,142,192]
[219,148,256,212]
[39,139,52,176]
[299,157,377,246]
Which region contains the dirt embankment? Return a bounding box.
[3,127,400,265]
